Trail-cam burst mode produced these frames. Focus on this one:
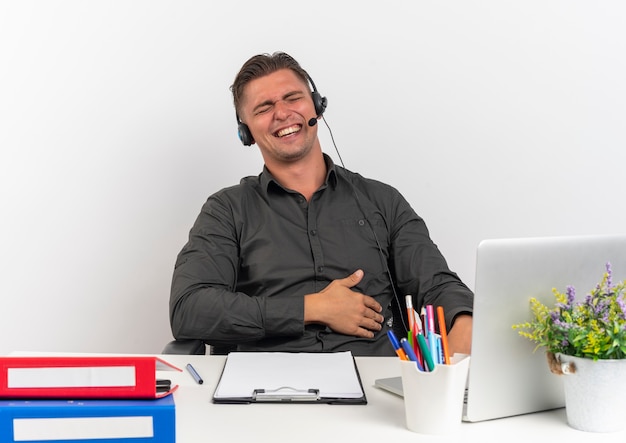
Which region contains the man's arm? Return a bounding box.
[446,314,472,355]
[304,269,384,338]
[169,194,304,345]
[381,189,474,350]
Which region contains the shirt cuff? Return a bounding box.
[263,294,305,337]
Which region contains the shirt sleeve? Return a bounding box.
[387,189,474,333]
[169,190,304,346]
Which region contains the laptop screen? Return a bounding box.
[464,234,626,422]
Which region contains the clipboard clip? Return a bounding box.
[253,387,320,402]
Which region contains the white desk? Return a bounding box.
[159,354,623,442]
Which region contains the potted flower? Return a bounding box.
[512,262,626,433]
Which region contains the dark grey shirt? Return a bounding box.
[170,154,473,356]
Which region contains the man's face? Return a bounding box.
[239,69,319,164]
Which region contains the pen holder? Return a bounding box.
[400,354,470,435]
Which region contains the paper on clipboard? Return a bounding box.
[212,351,366,404]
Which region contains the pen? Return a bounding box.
[405,295,418,355]
[426,305,435,336]
[428,329,439,364]
[413,309,423,334]
[406,327,422,366]
[434,333,443,365]
[186,363,204,385]
[387,330,408,360]
[437,306,451,364]
[400,337,424,371]
[416,333,436,372]
[405,295,415,333]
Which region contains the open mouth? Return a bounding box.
[274,124,302,138]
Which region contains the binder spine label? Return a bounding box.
[13,416,154,441]
[8,366,136,388]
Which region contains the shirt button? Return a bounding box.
[310,229,317,236]
[317,266,324,273]
[358,219,366,226]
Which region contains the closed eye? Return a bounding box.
[252,91,307,116]
[255,105,271,115]
[284,91,304,103]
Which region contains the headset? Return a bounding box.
[236,71,328,146]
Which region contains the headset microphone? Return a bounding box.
[308,117,318,127]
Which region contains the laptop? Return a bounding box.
[375,234,626,422]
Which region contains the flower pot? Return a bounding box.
[557,353,626,433]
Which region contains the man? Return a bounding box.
[169,52,473,356]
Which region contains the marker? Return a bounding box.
[437,306,451,364]
[416,333,436,372]
[186,363,204,384]
[434,333,443,365]
[405,295,417,354]
[411,327,425,369]
[413,309,423,334]
[400,337,425,371]
[426,305,436,335]
[387,330,408,360]
[405,295,415,333]
[428,329,439,364]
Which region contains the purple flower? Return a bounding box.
[594,299,609,318]
[606,262,613,290]
[601,308,610,323]
[553,319,572,330]
[566,285,576,306]
[617,294,626,319]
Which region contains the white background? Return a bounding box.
[1,1,624,354]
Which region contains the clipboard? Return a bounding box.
[212,351,367,404]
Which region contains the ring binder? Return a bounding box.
[253,387,320,402]
[0,356,181,399]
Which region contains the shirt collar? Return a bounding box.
[260,153,338,193]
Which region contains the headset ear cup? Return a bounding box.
[237,122,254,146]
[312,91,327,117]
